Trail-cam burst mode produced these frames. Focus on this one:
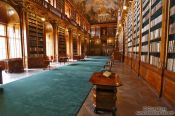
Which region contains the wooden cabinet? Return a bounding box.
[4,58,24,73]
[28,57,49,68]
[89,72,122,115]
[92,86,117,113]
[58,26,66,55]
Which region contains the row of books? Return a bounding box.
[168,40,175,53]
[167,0,175,72]
[30,46,44,51]
[150,15,162,27]
[133,46,139,52]
[151,1,162,15]
[135,1,141,47]
[141,55,149,63]
[142,45,149,52]
[29,54,44,57]
[28,12,36,17]
[128,47,132,52]
[29,26,37,30]
[142,34,149,43]
[118,32,123,52]
[143,13,150,23]
[29,22,37,26]
[30,41,37,46]
[150,28,162,40]
[143,0,148,6]
[124,15,129,56]
[150,42,160,52]
[133,1,139,44]
[150,56,160,67]
[142,24,149,34]
[28,17,37,22]
[133,39,139,46]
[143,0,150,13]
[170,5,175,16]
[169,23,175,35]
[167,59,175,72]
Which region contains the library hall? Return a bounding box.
[0,0,175,116]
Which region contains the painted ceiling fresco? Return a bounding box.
[73,0,118,24]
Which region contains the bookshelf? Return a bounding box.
[167,0,175,72]
[120,0,175,107]
[149,0,162,67]
[133,0,140,59]
[27,12,44,58]
[58,26,66,55]
[56,0,64,12]
[141,0,150,63]
[124,21,128,57]
[127,9,133,58]
[118,31,123,53]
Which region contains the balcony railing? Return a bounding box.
[31,0,89,33]
[31,0,61,17]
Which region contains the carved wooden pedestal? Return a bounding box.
[89,72,122,116]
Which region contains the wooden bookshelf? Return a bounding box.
[119,0,175,108]
[149,0,162,67]
[127,9,133,59]
[56,0,64,12]
[133,0,140,59]
[118,31,123,53]
[58,26,66,56]
[162,0,175,107]
[167,0,175,72]
[27,12,45,68]
[141,0,150,63]
[132,0,141,73]
[124,21,128,57]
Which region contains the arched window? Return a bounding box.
[8,24,22,58]
[0,24,7,60]
[45,22,54,57]
[0,1,22,60]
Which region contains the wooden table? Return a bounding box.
[89,72,122,116]
[44,60,52,70]
[58,57,69,64]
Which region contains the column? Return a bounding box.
[19,6,26,67]
[51,21,58,61]
[68,28,73,59]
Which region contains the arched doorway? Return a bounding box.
[0,1,22,60]
[45,22,54,58]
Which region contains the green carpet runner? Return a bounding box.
[0,56,108,116]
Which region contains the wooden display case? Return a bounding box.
[89,72,122,115]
